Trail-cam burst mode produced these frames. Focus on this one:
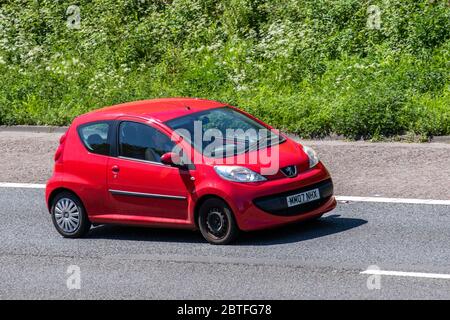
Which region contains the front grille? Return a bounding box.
[253,179,333,216]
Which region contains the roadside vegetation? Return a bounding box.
[0,0,449,139]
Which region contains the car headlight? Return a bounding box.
[214,166,266,182]
[302,145,319,168]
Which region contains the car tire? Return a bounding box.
[198,198,239,245]
[51,192,91,238]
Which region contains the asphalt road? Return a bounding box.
[0,188,449,299]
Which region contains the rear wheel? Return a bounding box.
[51,192,91,238]
[198,198,239,245]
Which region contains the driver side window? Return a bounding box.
[118,121,175,163]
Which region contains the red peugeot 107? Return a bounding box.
[46,98,336,244]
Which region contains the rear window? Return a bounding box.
[78,122,111,156]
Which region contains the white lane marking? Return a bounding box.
[336,195,450,206]
[361,269,450,280]
[0,183,449,205]
[0,182,45,189]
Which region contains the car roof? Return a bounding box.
[78,98,226,123]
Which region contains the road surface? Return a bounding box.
[0,187,448,299]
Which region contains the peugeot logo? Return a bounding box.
[281,165,297,178]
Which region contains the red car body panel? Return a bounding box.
[46,98,336,232]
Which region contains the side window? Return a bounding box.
[119,121,175,163]
[78,122,111,156]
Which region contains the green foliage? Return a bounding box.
[0,0,449,138]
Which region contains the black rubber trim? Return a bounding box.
[253,179,333,216]
[109,189,187,200]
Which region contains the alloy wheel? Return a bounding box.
[54,198,80,233]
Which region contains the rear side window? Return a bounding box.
[78,122,111,156]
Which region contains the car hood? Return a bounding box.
[205,138,310,180]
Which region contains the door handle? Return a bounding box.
[111,165,120,173]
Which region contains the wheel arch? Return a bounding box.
[193,194,234,228]
[47,187,83,213]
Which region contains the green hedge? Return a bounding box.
[0,0,449,138]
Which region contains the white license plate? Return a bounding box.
[286,188,320,207]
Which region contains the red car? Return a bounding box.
[45,98,336,244]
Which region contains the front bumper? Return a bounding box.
[225,162,337,231]
[239,195,336,231]
[253,179,333,216]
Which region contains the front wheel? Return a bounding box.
[51,192,91,238]
[198,198,239,245]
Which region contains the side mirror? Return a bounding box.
[160,152,183,167]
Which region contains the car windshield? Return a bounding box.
[165,107,285,158]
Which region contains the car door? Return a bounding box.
[106,119,192,221]
[63,120,113,216]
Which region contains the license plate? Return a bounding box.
[286,188,320,207]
